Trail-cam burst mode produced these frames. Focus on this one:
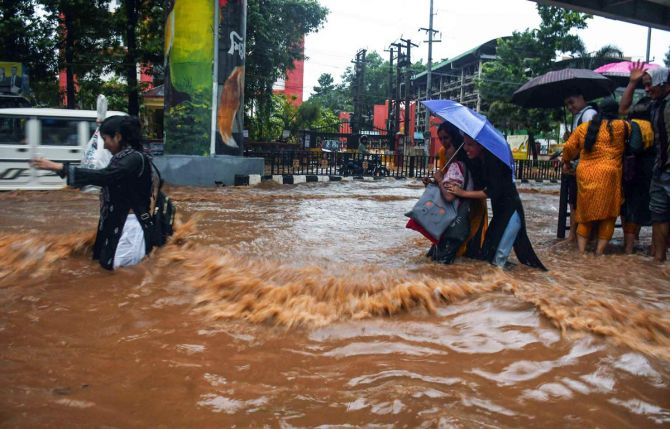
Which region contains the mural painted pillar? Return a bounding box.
[214,0,247,155]
[163,0,215,155]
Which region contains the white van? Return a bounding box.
[0,108,126,190]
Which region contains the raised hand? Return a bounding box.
[628,60,647,84]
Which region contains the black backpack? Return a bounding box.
[149,161,175,247]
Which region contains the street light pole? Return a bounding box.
[646,26,652,63]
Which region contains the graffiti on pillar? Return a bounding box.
[215,0,247,155]
[163,0,214,155]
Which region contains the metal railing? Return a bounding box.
[258,151,436,178]
[514,159,561,182]
[251,150,563,182]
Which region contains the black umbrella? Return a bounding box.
[511,68,617,108]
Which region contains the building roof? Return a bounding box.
[143,84,164,98]
[532,0,670,31]
[412,37,507,83]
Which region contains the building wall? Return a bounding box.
[412,38,502,135]
[272,38,305,106]
[283,58,304,105]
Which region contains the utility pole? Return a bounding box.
[400,38,418,139]
[359,49,366,131]
[385,46,395,149]
[646,27,652,63]
[351,49,366,135]
[420,0,440,134]
[392,42,403,144]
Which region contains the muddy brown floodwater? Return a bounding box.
[1,180,669,428]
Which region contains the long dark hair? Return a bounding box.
[100,115,143,152]
[584,98,619,152]
[437,121,464,146]
[438,121,470,169]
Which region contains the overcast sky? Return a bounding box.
[303,0,670,98]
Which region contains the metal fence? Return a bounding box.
[514,159,561,182]
[253,150,562,182]
[259,151,436,178]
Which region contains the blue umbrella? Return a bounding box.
[421,99,514,174]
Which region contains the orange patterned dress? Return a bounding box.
[563,120,627,224]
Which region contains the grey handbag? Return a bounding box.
[405,182,459,242]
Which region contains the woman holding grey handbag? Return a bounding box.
[410,122,487,264]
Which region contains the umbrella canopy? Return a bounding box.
[422,99,514,173]
[594,61,660,88]
[511,68,616,108]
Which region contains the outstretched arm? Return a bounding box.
[32,152,143,188]
[619,60,646,115]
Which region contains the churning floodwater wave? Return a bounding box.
[1,181,669,427]
[1,207,668,361]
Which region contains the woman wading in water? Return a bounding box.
[447,135,546,270]
[31,116,155,270]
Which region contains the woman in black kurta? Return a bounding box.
[447,136,546,270]
[32,116,154,270]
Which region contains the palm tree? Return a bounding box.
[551,44,624,71]
[587,44,624,69]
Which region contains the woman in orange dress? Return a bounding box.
[563,98,629,255]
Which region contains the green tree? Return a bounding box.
[310,73,350,113]
[479,5,591,159]
[246,0,328,140]
[310,106,340,131]
[554,44,623,70]
[78,76,130,111]
[269,94,341,141]
[0,0,58,104]
[339,51,425,129]
[109,0,164,115]
[40,0,117,108]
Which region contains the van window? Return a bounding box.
[0,115,27,145]
[40,118,81,146]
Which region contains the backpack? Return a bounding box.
[623,120,644,184]
[576,105,598,128]
[149,161,175,247]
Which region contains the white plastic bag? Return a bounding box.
[113,215,146,269]
[79,127,112,193]
[80,127,112,169]
[80,95,112,192]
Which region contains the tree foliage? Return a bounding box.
[108,0,165,115]
[0,0,163,111]
[313,51,425,130]
[478,5,592,156]
[246,0,328,139]
[39,0,117,108]
[0,0,57,86]
[267,93,339,141]
[309,73,350,113]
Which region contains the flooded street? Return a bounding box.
[1,180,669,427]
